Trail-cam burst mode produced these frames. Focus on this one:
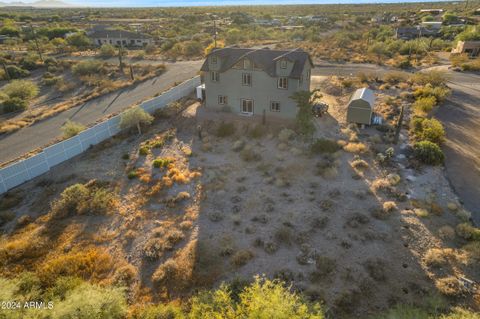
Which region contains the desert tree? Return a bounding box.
[290,89,322,140]
[119,106,154,135]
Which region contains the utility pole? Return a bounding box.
[118,32,124,72]
[213,18,217,48]
[29,22,43,62]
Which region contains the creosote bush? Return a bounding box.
[311,138,341,154]
[410,117,445,145]
[413,141,444,165]
[216,121,236,137]
[61,120,86,139]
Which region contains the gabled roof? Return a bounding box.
[349,88,375,108]
[200,47,313,79]
[88,29,152,40]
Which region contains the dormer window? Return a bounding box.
[280,60,287,69]
[211,56,217,64]
[243,59,251,69]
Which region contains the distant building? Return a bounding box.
[254,19,281,27]
[0,35,9,44]
[421,21,443,29]
[452,41,480,57]
[347,88,375,125]
[88,29,153,47]
[308,15,328,23]
[420,9,444,15]
[395,26,440,40]
[200,47,313,119]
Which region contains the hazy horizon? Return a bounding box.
[0,0,455,8]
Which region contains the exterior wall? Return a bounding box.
[204,67,303,119]
[347,100,372,125]
[0,77,200,195]
[204,57,312,119]
[93,37,152,47]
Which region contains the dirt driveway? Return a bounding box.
[435,71,480,224]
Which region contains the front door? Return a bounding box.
[241,99,254,115]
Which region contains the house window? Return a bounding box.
[243,59,251,69]
[270,101,280,112]
[211,71,219,82]
[241,99,254,115]
[218,95,227,105]
[280,60,287,69]
[211,56,217,64]
[242,73,252,86]
[299,75,303,85]
[278,77,288,89]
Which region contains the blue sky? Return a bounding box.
[7,0,453,7]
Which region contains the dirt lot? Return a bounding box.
[0,89,478,318]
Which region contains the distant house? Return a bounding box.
[452,41,480,57]
[347,88,375,125]
[254,19,281,26]
[421,21,443,29]
[88,29,153,47]
[395,26,440,40]
[420,9,444,15]
[308,15,328,23]
[200,47,313,119]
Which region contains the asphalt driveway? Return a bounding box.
[0,60,203,164]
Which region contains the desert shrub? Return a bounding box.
[153,158,173,168]
[343,142,367,153]
[0,211,15,226]
[5,65,30,79]
[129,303,185,319]
[410,71,447,87]
[363,258,386,281]
[410,117,445,145]
[51,183,116,217]
[413,141,444,165]
[127,170,138,179]
[37,248,113,285]
[61,120,86,138]
[248,124,266,139]
[456,223,480,241]
[216,122,235,137]
[383,71,408,84]
[424,248,453,268]
[311,138,340,154]
[314,256,336,278]
[436,276,462,296]
[120,107,154,135]
[189,276,324,318]
[2,97,28,112]
[414,84,450,103]
[374,305,431,319]
[413,96,437,114]
[52,283,127,319]
[2,79,39,101]
[152,259,178,286]
[72,60,105,76]
[99,44,116,57]
[351,159,369,170]
[383,201,397,213]
[43,75,62,86]
[240,146,261,162]
[274,226,293,246]
[231,249,254,267]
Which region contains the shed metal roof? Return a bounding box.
[349,88,375,109]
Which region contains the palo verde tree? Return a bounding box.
[119,106,154,135]
[290,89,322,140]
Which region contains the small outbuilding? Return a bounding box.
[346,88,375,125]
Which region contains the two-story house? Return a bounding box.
[200,47,313,119]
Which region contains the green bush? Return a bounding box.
[410,71,448,87]
[128,170,139,179]
[5,65,30,79]
[311,138,340,154]
[61,120,86,138]
[72,60,105,76]
[139,146,150,155]
[2,80,39,101]
[414,84,450,102]
[413,96,437,114]
[410,117,445,145]
[153,158,172,168]
[2,97,28,113]
[120,107,154,135]
[414,141,444,165]
[99,44,117,57]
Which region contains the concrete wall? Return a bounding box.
[0,76,200,195]
[204,64,310,119]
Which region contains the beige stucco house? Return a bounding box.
[451,41,480,57]
[200,47,313,119]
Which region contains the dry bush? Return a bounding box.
[436,276,462,296]
[274,226,293,246]
[231,249,254,267]
[240,146,261,162]
[456,223,480,241]
[438,226,455,241]
[343,142,367,154]
[0,229,50,266]
[463,242,480,264]
[351,159,369,170]
[371,178,393,192]
[363,258,386,281]
[383,201,397,213]
[144,228,185,260]
[112,263,138,286]
[414,208,429,218]
[37,248,113,285]
[152,258,178,286]
[424,248,455,268]
[215,122,235,137]
[312,256,336,280]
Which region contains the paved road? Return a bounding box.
[0,60,203,164]
[435,71,480,223]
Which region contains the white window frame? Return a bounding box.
[218,95,227,105]
[270,101,280,112]
[243,59,251,69]
[278,77,288,89]
[242,73,252,86]
[211,71,219,82]
[241,99,254,115]
[280,60,287,69]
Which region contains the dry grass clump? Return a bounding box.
[274,226,293,246]
[371,178,392,192]
[424,248,455,268]
[363,258,386,281]
[436,276,462,296]
[382,201,397,213]
[310,256,336,281]
[37,248,114,285]
[463,242,480,264]
[343,142,367,154]
[112,263,138,286]
[240,146,261,162]
[215,121,236,137]
[144,228,185,260]
[351,159,369,170]
[414,208,429,218]
[0,228,50,267]
[316,156,339,179]
[231,249,254,267]
[456,223,480,241]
